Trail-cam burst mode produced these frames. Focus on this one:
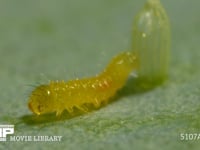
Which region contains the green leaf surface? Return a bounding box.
[0,0,200,149]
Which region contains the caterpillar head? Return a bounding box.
[28,85,55,115]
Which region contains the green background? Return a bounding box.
[0,0,200,149]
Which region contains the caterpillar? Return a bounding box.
[28,52,138,116]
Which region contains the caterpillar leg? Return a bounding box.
[56,110,63,116]
[66,107,73,114]
[93,98,100,108]
[76,105,89,113]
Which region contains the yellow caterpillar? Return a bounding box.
[28,52,138,116]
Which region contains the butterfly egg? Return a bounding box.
[132,0,171,89]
